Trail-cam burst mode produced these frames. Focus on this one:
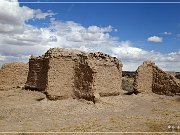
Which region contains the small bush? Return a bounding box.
[122,78,134,92]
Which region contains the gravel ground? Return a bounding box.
[0,88,179,134]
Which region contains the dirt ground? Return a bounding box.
[0,87,179,134]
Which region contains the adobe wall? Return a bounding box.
[134,61,180,96]
[87,52,122,96]
[133,61,153,93]
[25,56,49,91]
[0,62,28,89]
[25,48,123,101]
[46,57,75,100]
[152,65,180,95]
[73,54,94,100]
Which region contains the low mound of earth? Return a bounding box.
[0,88,179,132]
[0,62,28,90]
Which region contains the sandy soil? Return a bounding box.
[0,88,179,133]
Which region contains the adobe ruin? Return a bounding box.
[0,62,28,90]
[25,48,123,100]
[133,61,180,96]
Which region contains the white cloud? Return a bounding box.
[111,42,180,71]
[161,32,172,35]
[88,25,112,33]
[0,55,6,61]
[114,29,118,32]
[0,0,55,35]
[0,0,180,72]
[147,36,163,43]
[33,9,56,19]
[0,0,32,25]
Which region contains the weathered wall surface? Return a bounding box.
[88,52,122,96]
[134,61,180,96]
[152,66,180,95]
[46,57,75,100]
[133,61,153,93]
[0,62,28,89]
[25,57,49,91]
[25,48,123,100]
[73,54,94,100]
[165,71,176,77]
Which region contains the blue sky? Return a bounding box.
[0,0,180,71]
[22,2,180,53]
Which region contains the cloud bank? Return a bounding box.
[147,36,163,43]
[0,0,180,71]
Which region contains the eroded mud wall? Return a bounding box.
[25,48,123,100]
[134,61,180,96]
[0,62,28,89]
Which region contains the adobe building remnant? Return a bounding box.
[134,61,180,96]
[25,48,123,101]
[0,62,28,89]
